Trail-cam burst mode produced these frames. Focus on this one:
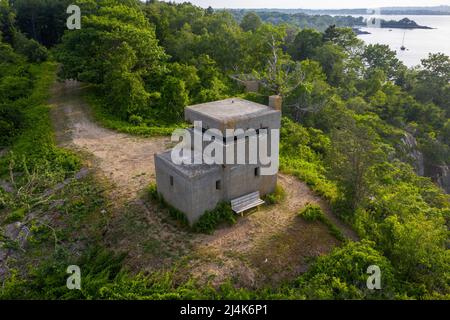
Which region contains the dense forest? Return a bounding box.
[0,0,449,300]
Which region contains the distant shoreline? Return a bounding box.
[226,9,435,33]
[219,7,450,16]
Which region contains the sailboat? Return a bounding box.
[400,31,406,51]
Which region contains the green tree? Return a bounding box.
[56,0,167,119]
[239,12,262,32]
[10,0,72,47]
[296,241,397,299]
[323,25,362,53]
[12,31,48,62]
[285,59,331,121]
[414,53,450,112]
[240,23,285,72]
[0,0,15,44]
[159,76,189,120]
[327,118,385,210]
[362,44,404,81]
[288,28,323,61]
[313,43,345,86]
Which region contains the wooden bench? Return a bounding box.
[231,191,265,215]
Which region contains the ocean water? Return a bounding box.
[356,15,450,67]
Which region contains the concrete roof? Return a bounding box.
[185,98,277,123]
[156,150,221,179]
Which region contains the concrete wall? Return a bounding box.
[156,98,281,223]
[235,111,281,132]
[190,170,223,223]
[155,154,223,225]
[185,106,281,135]
[155,154,193,218]
[224,164,277,200]
[155,152,277,223]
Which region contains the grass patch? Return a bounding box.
[0,62,110,293]
[263,184,286,205]
[193,202,236,234]
[298,204,346,242]
[298,203,324,222]
[4,207,26,224]
[84,90,188,137]
[0,62,80,178]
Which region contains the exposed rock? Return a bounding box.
[400,132,425,176]
[43,182,66,197]
[43,167,90,196]
[17,225,30,248]
[428,165,450,194]
[75,167,90,180]
[0,222,30,278]
[0,179,14,193]
[3,222,22,240]
[49,199,66,209]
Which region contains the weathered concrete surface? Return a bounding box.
[155,150,223,224]
[185,98,281,134]
[158,98,280,224]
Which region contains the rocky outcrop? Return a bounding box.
[427,165,450,194]
[0,222,30,279]
[400,132,425,176]
[399,132,450,193]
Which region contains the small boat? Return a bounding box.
[400,31,406,51]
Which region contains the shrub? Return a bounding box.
[298,203,346,241]
[298,203,324,221]
[13,32,48,63]
[0,76,32,101]
[294,240,398,299]
[193,202,236,234]
[264,184,286,205]
[128,114,144,126]
[84,91,187,137]
[147,182,158,200]
[4,207,26,223]
[0,103,24,145]
[0,63,81,177]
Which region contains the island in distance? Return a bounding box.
[380,17,433,29]
[354,17,433,35]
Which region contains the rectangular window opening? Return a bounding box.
[255,167,260,177]
[216,180,221,190]
[170,176,174,186]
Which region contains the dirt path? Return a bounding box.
[49,80,357,288]
[50,80,170,201]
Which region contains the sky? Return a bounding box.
[162,0,450,9]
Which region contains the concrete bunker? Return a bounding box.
[154,97,281,225]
